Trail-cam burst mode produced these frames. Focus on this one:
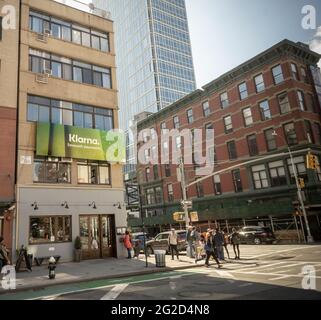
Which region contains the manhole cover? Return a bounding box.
[178,291,212,298]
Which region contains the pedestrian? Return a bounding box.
[186,226,195,258]
[168,229,179,260]
[230,228,241,260]
[123,231,133,259]
[195,234,206,264]
[0,237,10,271]
[204,230,222,268]
[133,238,142,259]
[214,229,225,261]
[223,230,230,259]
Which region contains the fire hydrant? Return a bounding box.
[48,256,56,279]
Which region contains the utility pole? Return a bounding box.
[179,157,190,229]
[138,184,148,267]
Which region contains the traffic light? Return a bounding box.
[306,153,317,169]
[298,178,305,189]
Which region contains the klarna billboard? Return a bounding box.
[36,122,126,163]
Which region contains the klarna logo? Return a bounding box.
[69,134,99,145]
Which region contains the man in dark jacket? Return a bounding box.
[214,229,225,261]
[205,230,222,268]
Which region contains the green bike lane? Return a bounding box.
[0,270,195,300]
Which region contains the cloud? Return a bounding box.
[310,26,321,68]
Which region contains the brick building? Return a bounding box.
[132,39,321,240]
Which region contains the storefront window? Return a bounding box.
[77,161,110,185]
[29,216,72,244]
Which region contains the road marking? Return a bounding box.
[101,284,128,300]
[249,246,310,259]
[269,275,292,281]
[231,270,321,279]
[235,262,285,273]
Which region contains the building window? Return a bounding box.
[224,115,233,133]
[306,94,316,112]
[213,175,221,195]
[175,136,182,150]
[232,169,243,192]
[220,92,229,108]
[238,82,248,100]
[247,134,258,156]
[145,167,150,182]
[297,90,306,111]
[205,123,214,141]
[77,161,110,184]
[27,95,114,131]
[278,92,291,114]
[243,107,253,126]
[252,164,269,189]
[151,128,157,140]
[29,49,112,89]
[283,122,297,145]
[146,188,155,205]
[173,115,180,129]
[305,120,315,143]
[300,67,308,83]
[196,181,204,198]
[33,157,71,183]
[202,101,211,117]
[151,145,157,160]
[165,164,171,177]
[29,11,110,52]
[187,108,193,124]
[161,122,166,130]
[155,187,163,204]
[254,74,265,93]
[0,17,2,41]
[315,156,321,181]
[153,165,159,180]
[314,122,321,145]
[268,160,287,187]
[259,100,271,120]
[272,64,284,84]
[287,156,307,184]
[29,216,72,244]
[264,129,277,151]
[291,63,299,80]
[167,184,174,202]
[227,141,237,160]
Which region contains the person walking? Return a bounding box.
[186,226,195,258]
[133,238,142,259]
[168,229,179,260]
[230,228,241,259]
[123,231,133,259]
[0,237,10,271]
[195,234,206,264]
[204,230,222,268]
[223,230,230,259]
[214,229,225,261]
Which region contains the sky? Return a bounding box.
[69,0,321,88]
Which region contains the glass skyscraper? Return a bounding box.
[93,0,196,173]
[94,0,196,129]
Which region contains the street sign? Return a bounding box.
[190,211,199,222]
[181,200,192,209]
[173,212,185,222]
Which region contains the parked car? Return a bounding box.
[236,226,276,244]
[131,232,151,251]
[145,230,187,255]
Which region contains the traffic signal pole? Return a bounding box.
[179,158,190,229]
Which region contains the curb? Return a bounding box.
[0,259,258,296]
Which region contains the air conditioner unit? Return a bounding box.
[36,32,48,43]
[61,158,72,163]
[35,73,49,84]
[43,28,52,36]
[43,69,52,76]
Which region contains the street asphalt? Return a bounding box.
[1,244,321,300]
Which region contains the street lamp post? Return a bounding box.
[272,131,314,243]
[179,158,190,229]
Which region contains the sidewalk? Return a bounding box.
[0,254,223,294]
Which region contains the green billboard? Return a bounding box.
[36,122,126,163]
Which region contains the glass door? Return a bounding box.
[101,215,116,258]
